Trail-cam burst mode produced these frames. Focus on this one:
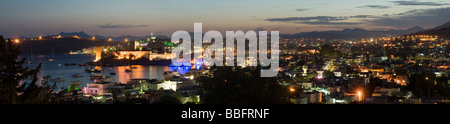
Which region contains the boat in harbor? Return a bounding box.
[64,63,78,66]
[70,81,83,85]
[51,64,65,82]
[68,81,83,91]
[27,49,34,64]
[72,74,84,78]
[48,48,55,62]
[109,72,116,75]
[90,74,105,80]
[51,78,65,82]
[85,68,101,73]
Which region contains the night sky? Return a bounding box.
[1,0,450,38]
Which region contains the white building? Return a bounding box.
[149,81,180,91]
[84,82,115,96]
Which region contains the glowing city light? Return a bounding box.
[290,87,295,92]
[317,74,323,79]
[357,91,363,101]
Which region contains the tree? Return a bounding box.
[435,76,450,99]
[154,95,182,104]
[323,70,335,79]
[407,72,436,98]
[199,66,288,104]
[19,75,57,104]
[0,36,56,104]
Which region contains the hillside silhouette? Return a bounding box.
[19,37,121,55]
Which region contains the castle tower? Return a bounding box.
[94,46,103,62]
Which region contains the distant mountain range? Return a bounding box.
[410,21,450,38]
[51,31,170,41]
[282,21,450,40]
[279,26,425,40]
[20,37,121,55]
[433,21,450,30]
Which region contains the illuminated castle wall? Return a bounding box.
[94,36,175,63]
[113,51,151,60]
[94,46,103,62]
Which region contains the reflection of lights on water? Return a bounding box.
[114,65,146,83]
[169,63,202,75]
[169,66,191,75]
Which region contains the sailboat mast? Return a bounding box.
[31,49,34,62]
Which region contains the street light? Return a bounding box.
[290,87,295,92]
[357,91,362,101]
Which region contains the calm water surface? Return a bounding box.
[21,54,174,91]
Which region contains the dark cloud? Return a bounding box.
[294,21,362,25]
[266,16,348,22]
[358,5,391,9]
[95,23,148,29]
[349,15,379,18]
[265,15,369,25]
[266,7,450,28]
[393,9,421,15]
[392,0,449,6]
[367,7,450,28]
[295,8,309,12]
